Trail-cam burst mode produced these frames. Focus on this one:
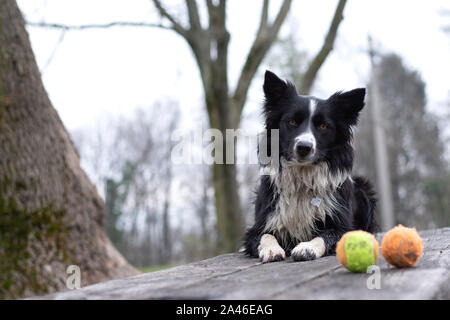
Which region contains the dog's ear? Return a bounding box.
[263,71,297,129]
[263,70,289,105]
[329,88,366,125]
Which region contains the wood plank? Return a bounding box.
[34,227,450,300]
[274,228,450,299]
[42,253,261,300]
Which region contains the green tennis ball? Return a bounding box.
[336,230,379,273]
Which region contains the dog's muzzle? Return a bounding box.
[296,141,313,158]
[294,133,316,162]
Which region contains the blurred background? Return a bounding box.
[1,0,449,297]
[18,0,450,268]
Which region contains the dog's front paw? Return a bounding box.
[259,246,286,263]
[258,234,286,263]
[291,237,325,261]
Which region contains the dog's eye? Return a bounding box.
[288,119,298,127]
[318,124,327,131]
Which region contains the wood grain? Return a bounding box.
[34,228,450,300]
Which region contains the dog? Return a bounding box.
[243,70,377,262]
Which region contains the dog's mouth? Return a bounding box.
[283,139,320,165]
[283,149,320,166]
[282,154,320,167]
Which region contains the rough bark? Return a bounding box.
[0,0,138,299]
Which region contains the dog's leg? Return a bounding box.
[318,229,348,255]
[291,227,349,261]
[291,237,326,261]
[258,234,286,263]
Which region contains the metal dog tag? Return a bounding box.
[311,197,322,208]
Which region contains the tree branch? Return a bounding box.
[205,0,215,23]
[218,0,227,23]
[258,0,269,33]
[206,0,227,29]
[27,2,189,37]
[26,21,173,31]
[41,29,66,73]
[185,0,202,30]
[298,0,347,94]
[151,0,188,36]
[148,1,211,99]
[232,0,292,127]
[271,0,291,34]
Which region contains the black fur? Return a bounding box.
[243,70,377,261]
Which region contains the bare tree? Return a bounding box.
[194,164,215,259]
[73,103,180,268]
[354,53,448,229]
[0,0,137,299]
[27,0,348,253]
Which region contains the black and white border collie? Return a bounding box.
[243,70,377,262]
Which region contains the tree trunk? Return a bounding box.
[213,157,244,254]
[206,93,244,253]
[205,41,245,253]
[0,0,138,299]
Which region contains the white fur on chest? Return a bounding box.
[264,160,348,245]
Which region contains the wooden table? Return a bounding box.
[35,228,450,299]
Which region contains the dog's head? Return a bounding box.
[262,70,365,170]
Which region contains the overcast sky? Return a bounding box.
[17,0,450,134]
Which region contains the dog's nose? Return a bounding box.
[296,142,313,157]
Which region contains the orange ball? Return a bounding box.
[381,225,423,268]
